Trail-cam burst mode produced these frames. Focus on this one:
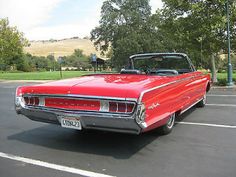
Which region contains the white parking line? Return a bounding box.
[207,94,236,97]
[206,103,236,107]
[0,152,115,177]
[176,121,236,129]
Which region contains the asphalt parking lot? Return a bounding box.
[0,81,236,177]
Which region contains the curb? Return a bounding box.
[211,86,236,90]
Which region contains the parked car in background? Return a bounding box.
[15,53,211,135]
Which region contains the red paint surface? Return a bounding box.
[45,98,100,111]
[17,72,211,131]
[20,74,179,98]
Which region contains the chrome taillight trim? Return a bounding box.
[99,100,109,112]
[38,97,45,106]
[21,94,137,115]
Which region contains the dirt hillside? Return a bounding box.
[24,38,103,58]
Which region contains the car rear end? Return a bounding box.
[15,86,144,134]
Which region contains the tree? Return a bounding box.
[92,0,236,76]
[0,18,28,70]
[91,0,153,70]
[47,54,56,71]
[159,0,236,82]
[62,49,90,70]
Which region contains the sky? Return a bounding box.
[0,0,163,40]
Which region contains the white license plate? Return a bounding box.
[60,117,82,130]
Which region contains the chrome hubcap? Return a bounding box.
[203,93,206,105]
[167,114,175,129]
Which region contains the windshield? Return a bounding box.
[132,55,193,75]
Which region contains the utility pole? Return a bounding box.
[226,0,234,86]
[58,56,63,79]
[91,54,97,73]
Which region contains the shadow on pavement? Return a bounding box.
[8,124,161,159]
[175,106,197,122]
[7,107,198,159]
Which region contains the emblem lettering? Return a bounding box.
[148,102,160,110]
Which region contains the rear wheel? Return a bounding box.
[196,93,206,108]
[159,113,176,135]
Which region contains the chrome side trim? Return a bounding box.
[137,76,195,104]
[137,80,178,104]
[135,75,199,127]
[180,98,202,115]
[69,94,138,102]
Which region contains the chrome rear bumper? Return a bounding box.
[17,105,142,134]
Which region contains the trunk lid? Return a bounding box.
[23,74,176,99]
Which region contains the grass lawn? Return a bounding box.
[0,71,96,80]
[216,72,236,80]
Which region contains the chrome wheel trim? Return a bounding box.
[203,93,207,105]
[167,113,175,129]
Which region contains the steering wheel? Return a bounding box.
[139,65,151,74]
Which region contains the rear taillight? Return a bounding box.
[100,101,135,113]
[108,102,135,113]
[18,95,135,114]
[24,97,40,106]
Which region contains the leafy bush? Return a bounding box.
[216,78,227,86]
[215,78,236,86]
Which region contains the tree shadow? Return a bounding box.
[8,124,160,159]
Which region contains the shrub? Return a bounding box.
[216,78,227,86]
[215,78,236,86]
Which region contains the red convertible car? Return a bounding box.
[15,53,210,135]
